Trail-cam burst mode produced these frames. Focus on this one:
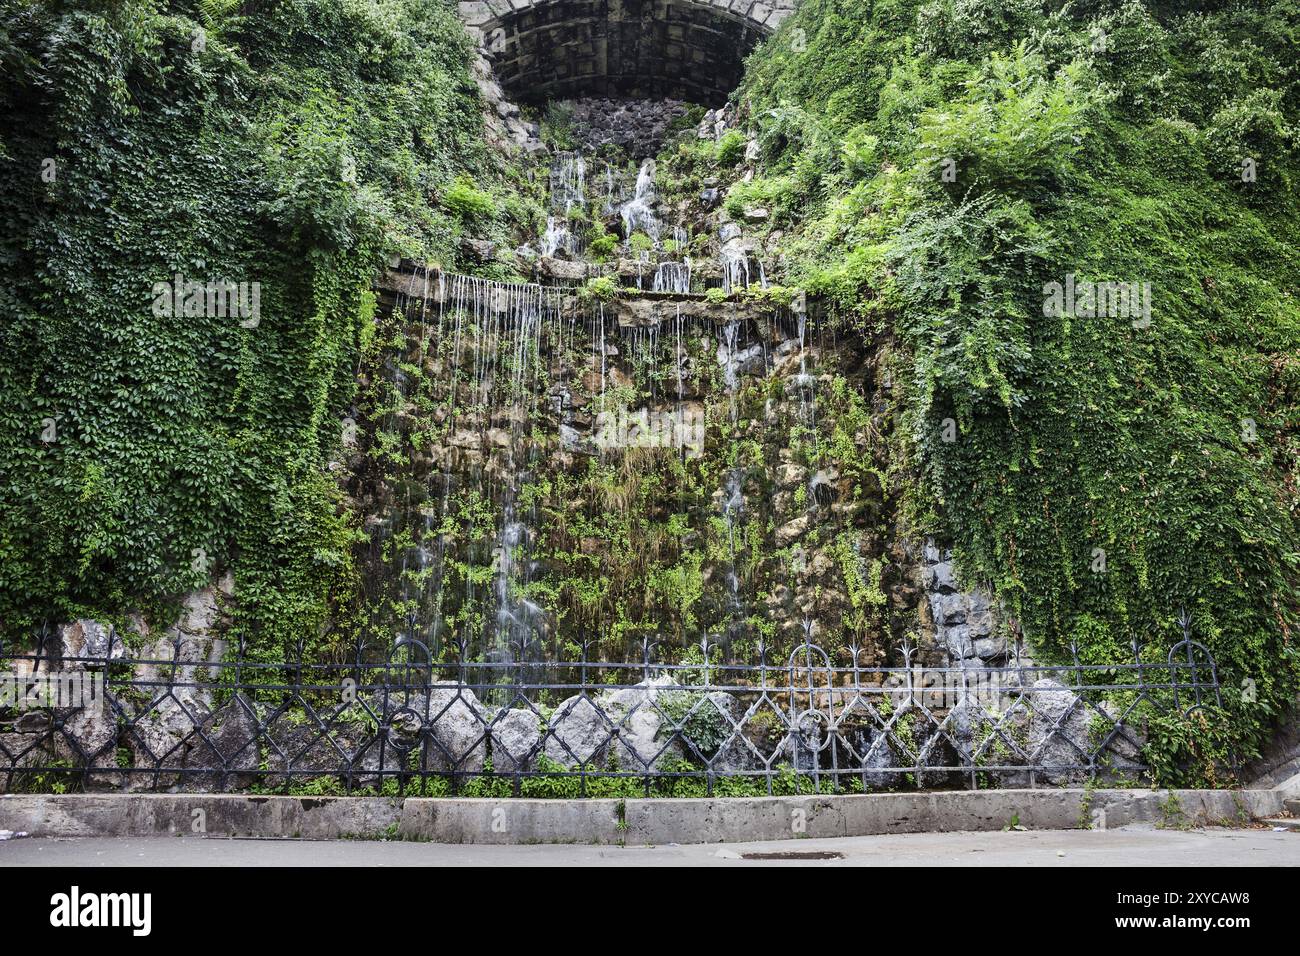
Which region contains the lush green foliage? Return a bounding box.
[739,0,1300,760]
[0,0,512,653]
[3,0,1297,786]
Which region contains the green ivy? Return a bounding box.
[741,0,1300,764]
[0,0,502,657]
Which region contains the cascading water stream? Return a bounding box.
[620,158,661,246]
[373,134,811,671]
[541,151,587,259]
[721,247,750,294]
[716,316,750,653]
[386,266,568,687]
[652,259,692,293]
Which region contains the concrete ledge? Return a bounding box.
[398,798,623,844]
[0,794,401,840]
[1,787,1288,845]
[619,788,1281,843]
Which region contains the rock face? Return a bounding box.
[58,619,127,665]
[471,50,542,154]
[922,540,1005,666]
[1243,694,1300,787]
[181,698,261,791]
[566,97,692,157]
[127,576,235,784]
[1,574,239,791]
[421,684,490,774]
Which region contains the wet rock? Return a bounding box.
[716,336,765,387]
[774,514,810,547]
[461,237,497,262]
[558,423,589,453]
[809,470,838,507]
[776,462,806,490]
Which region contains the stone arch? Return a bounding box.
[458,0,797,105]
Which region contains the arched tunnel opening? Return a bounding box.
[472,0,780,106]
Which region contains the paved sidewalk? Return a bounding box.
[1,826,1296,866]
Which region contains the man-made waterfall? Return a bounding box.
[652,260,691,293]
[620,158,661,245]
[541,152,587,259]
[360,134,883,675]
[721,246,750,294]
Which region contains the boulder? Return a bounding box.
[489,708,542,773]
[537,256,588,281]
[1022,679,1092,785]
[181,697,261,791]
[544,695,611,768]
[420,684,490,775]
[544,676,682,771]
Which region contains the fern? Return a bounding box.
[199,0,242,29]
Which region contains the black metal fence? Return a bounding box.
[0,628,1226,796]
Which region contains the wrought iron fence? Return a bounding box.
[0,632,1224,796]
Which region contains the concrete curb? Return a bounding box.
[398,798,624,844]
[0,787,1287,845]
[0,793,402,841]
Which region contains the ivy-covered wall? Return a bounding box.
[0,0,541,657]
[731,0,1300,762]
